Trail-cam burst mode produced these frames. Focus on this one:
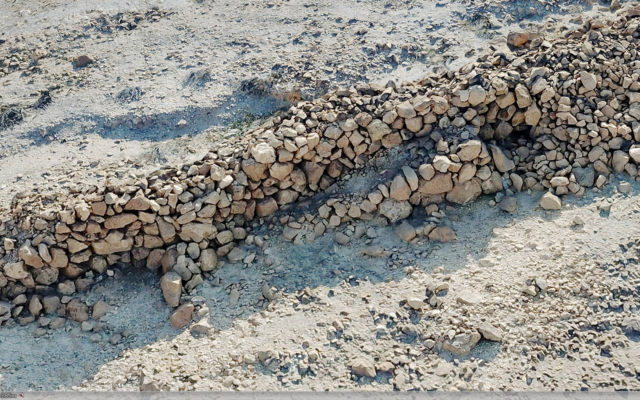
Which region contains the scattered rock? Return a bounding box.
[539,192,562,210]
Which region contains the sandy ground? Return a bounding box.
[1,0,639,392]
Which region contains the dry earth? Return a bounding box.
[1,0,639,393]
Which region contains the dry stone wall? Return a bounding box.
[3,7,640,328]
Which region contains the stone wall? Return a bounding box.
[3,7,640,327]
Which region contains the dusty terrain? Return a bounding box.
[1,0,639,393]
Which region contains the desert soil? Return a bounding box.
[0,0,638,392]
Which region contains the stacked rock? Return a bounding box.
[3,6,640,327]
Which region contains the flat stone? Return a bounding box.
[457,140,482,161]
[580,71,597,91]
[169,303,194,329]
[418,173,453,195]
[104,213,138,229]
[4,261,29,279]
[456,290,483,305]
[477,323,503,341]
[19,241,44,268]
[401,166,419,191]
[489,145,515,172]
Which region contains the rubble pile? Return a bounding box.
[3,7,640,328]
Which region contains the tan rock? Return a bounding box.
[367,119,391,142]
[457,140,482,162]
[489,145,515,172]
[443,331,481,355]
[49,248,68,269]
[446,178,482,204]
[124,196,151,211]
[199,249,218,272]
[418,173,453,195]
[104,213,138,229]
[612,151,629,172]
[396,101,416,118]
[580,71,597,91]
[66,299,89,322]
[395,221,416,242]
[161,271,182,307]
[157,217,177,243]
[19,241,44,268]
[169,303,194,329]
[525,103,542,126]
[458,163,477,183]
[478,323,503,341]
[242,159,268,181]
[256,197,278,217]
[467,85,486,106]
[405,117,423,133]
[379,199,412,223]
[428,226,457,242]
[390,175,411,201]
[303,162,326,187]
[252,142,276,164]
[4,261,29,280]
[507,31,528,48]
[514,84,532,108]
[180,223,217,242]
[66,238,88,254]
[33,267,59,285]
[401,166,419,191]
[92,300,110,319]
[540,192,562,210]
[418,164,435,180]
[91,237,134,255]
[351,357,376,378]
[269,162,294,180]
